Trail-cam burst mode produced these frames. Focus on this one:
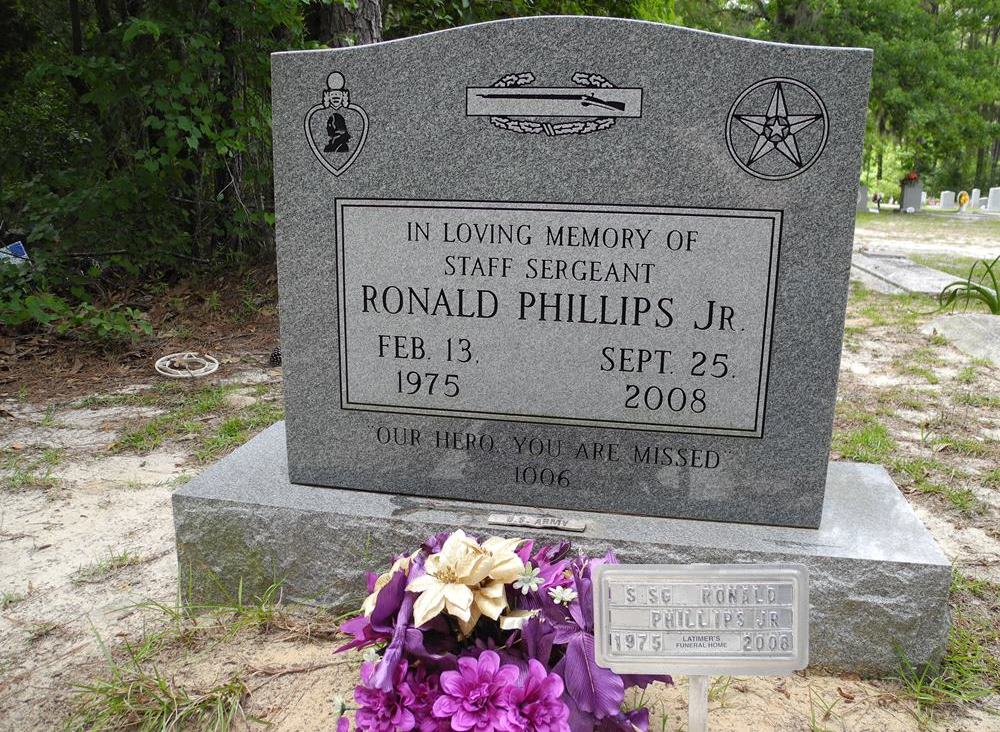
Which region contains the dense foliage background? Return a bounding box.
[1,0,998,340]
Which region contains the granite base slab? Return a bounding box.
[172,423,951,676]
[921,314,1000,368]
[851,251,957,295]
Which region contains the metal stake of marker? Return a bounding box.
[688,675,709,732]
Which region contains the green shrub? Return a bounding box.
[938,256,1000,315]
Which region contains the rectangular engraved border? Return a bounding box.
[592,563,809,676]
[335,198,781,438]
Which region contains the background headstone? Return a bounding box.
[857,184,869,212]
[940,190,956,208]
[988,187,1000,212]
[971,187,981,209]
[900,180,922,212]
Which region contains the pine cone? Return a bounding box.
[269,346,282,367]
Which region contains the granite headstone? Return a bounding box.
[271,17,872,528]
[173,19,951,673]
[940,190,956,209]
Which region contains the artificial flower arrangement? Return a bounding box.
[336,530,672,732]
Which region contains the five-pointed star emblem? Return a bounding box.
[734,83,823,168]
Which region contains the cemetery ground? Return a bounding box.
[0,216,998,731]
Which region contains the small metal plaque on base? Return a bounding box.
[593,563,809,676]
[487,513,586,533]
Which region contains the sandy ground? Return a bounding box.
[1,284,999,730]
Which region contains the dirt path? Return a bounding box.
[854,212,1000,260]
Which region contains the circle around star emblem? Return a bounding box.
[725,77,829,181]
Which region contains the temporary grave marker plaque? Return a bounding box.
[593,563,809,732]
[271,17,873,527]
[593,563,809,675]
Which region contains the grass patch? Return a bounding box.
[915,481,980,513]
[28,621,62,643]
[891,456,948,482]
[73,391,163,410]
[195,401,284,463]
[112,383,283,457]
[1,452,60,492]
[73,550,145,585]
[955,366,977,384]
[857,211,1000,237]
[932,435,993,458]
[832,421,896,463]
[112,384,239,452]
[897,617,1000,710]
[876,387,934,412]
[892,458,980,513]
[953,392,1000,409]
[911,254,991,281]
[908,347,947,366]
[951,571,998,602]
[892,360,940,384]
[1,591,25,610]
[67,578,353,731]
[67,647,251,732]
[847,289,936,333]
[899,571,1000,711]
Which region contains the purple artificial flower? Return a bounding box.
[595,708,649,732]
[338,567,409,654]
[355,660,416,731]
[513,544,572,613]
[517,616,556,668]
[549,557,625,721]
[406,665,449,732]
[498,659,570,732]
[337,716,350,732]
[433,650,519,732]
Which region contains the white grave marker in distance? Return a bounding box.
[592,563,809,732]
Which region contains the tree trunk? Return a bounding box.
[65,0,89,98]
[95,0,113,33]
[69,0,82,54]
[307,0,382,47]
[354,0,383,45]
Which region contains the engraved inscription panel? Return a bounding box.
[337,200,780,436]
[593,564,809,675]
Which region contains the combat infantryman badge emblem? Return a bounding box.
[466,72,642,137]
[304,72,369,176]
[726,78,828,181]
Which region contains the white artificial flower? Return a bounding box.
[512,563,542,595]
[406,530,492,627]
[549,586,578,605]
[362,647,380,663]
[499,609,540,630]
